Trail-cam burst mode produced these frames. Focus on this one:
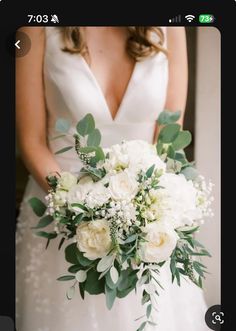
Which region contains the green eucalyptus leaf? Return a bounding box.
[167,145,175,159]
[97,255,114,272]
[105,270,120,289]
[84,268,105,294]
[87,129,102,147]
[35,231,57,240]
[157,110,181,125]
[50,134,67,141]
[141,291,150,305]
[55,118,71,133]
[76,113,95,137]
[55,146,74,155]
[145,164,155,178]
[159,124,181,143]
[180,166,199,180]
[166,158,182,173]
[58,237,65,250]
[172,131,192,150]
[110,266,119,284]
[198,276,203,288]
[156,140,163,156]
[146,304,152,319]
[90,147,105,166]
[74,213,84,225]
[75,270,87,282]
[174,152,189,166]
[175,268,181,286]
[123,234,137,244]
[68,264,83,274]
[76,250,94,266]
[177,225,199,234]
[66,286,75,300]
[170,257,176,276]
[57,275,75,281]
[193,262,204,277]
[105,284,117,310]
[31,215,54,229]
[65,243,80,265]
[28,197,47,217]
[79,282,85,299]
[137,321,147,331]
[70,203,88,212]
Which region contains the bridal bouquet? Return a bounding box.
[29,111,213,330]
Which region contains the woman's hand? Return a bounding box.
[16,27,61,192]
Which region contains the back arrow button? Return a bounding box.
[15,40,21,49]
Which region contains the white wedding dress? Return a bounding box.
[16,27,209,331]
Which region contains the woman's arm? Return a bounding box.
[16,27,61,192]
[153,27,188,142]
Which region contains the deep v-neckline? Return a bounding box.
[80,55,138,122]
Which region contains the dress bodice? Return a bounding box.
[43,27,168,170]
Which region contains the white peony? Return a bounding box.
[76,219,112,260]
[67,176,93,211]
[58,172,77,190]
[158,173,201,228]
[123,140,166,173]
[103,140,166,174]
[86,182,111,209]
[109,170,139,201]
[139,222,178,263]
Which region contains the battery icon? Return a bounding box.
[199,14,215,23]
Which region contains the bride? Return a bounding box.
[16,26,209,331]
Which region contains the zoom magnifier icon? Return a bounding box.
[212,311,224,325]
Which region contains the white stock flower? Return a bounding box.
[141,188,169,222]
[109,170,138,201]
[76,219,112,260]
[86,182,111,209]
[158,173,201,228]
[139,222,178,263]
[53,190,68,207]
[67,176,93,211]
[103,144,129,172]
[58,172,77,190]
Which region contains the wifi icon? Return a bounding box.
[185,15,195,22]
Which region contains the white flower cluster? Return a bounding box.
[194,175,214,220]
[45,140,214,263]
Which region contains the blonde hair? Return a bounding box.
[59,27,167,61]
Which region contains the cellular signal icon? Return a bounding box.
[185,15,195,22]
[51,14,59,23]
[169,15,181,23]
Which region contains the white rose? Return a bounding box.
[139,222,178,263]
[76,219,112,260]
[109,170,138,201]
[158,173,201,228]
[67,176,93,211]
[58,172,77,190]
[86,182,111,209]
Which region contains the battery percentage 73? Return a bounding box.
[199,14,215,23]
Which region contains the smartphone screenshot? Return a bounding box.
[0,1,232,330]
